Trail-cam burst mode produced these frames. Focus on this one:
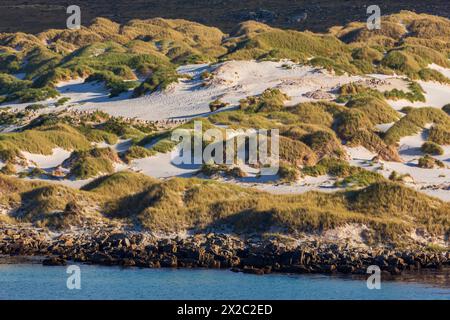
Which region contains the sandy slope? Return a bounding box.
[22,148,71,169]
[52,61,360,121]
[345,135,450,201]
[1,61,449,201]
[388,64,450,110]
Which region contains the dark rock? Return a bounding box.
[42,256,67,266]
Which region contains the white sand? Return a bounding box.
[375,122,395,133]
[345,140,450,201]
[247,175,340,194]
[428,63,450,79]
[21,148,71,169]
[130,151,200,178]
[388,80,450,110]
[53,61,360,121]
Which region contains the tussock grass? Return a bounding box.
[417,155,445,168]
[239,88,289,112]
[64,147,119,180]
[0,124,91,161]
[384,107,450,144]
[421,141,444,155]
[81,171,157,198]
[345,96,399,124]
[428,124,450,145]
[1,172,448,242]
[121,146,156,163]
[279,136,317,166]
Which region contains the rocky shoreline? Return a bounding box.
[0,225,449,277]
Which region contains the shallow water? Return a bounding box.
[0,263,449,300]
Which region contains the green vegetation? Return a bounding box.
[199,164,247,179]
[239,88,289,112]
[121,146,156,163]
[389,171,413,182]
[1,172,448,243]
[0,11,449,106]
[0,123,91,163]
[209,99,229,112]
[345,96,399,124]
[384,107,450,144]
[0,163,16,175]
[278,162,300,183]
[421,141,444,155]
[417,155,445,169]
[65,147,119,179]
[384,81,426,103]
[133,66,180,97]
[25,104,46,111]
[428,124,450,145]
[55,97,71,106]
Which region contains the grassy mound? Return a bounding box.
[345,96,399,124]
[384,107,450,144]
[64,147,120,180]
[428,124,450,145]
[1,172,448,242]
[81,171,157,198]
[239,88,289,112]
[417,155,445,169]
[121,146,156,163]
[347,182,449,234]
[279,136,317,166]
[0,123,91,162]
[421,141,444,155]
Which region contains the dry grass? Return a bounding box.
[1,172,447,243]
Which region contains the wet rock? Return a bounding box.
[42,256,67,266]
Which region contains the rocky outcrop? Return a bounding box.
[0,225,448,277]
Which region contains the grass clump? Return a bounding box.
[121,146,155,163]
[209,99,229,112]
[64,147,119,179]
[301,130,346,159]
[278,162,300,183]
[81,171,157,198]
[335,109,373,140]
[384,81,426,103]
[345,96,399,124]
[302,158,355,177]
[199,164,247,179]
[421,141,444,155]
[86,71,139,97]
[0,123,91,161]
[0,163,16,175]
[428,124,450,145]
[389,171,413,182]
[384,107,450,144]
[239,88,289,112]
[335,170,385,188]
[133,66,180,97]
[279,136,317,166]
[54,97,71,106]
[417,155,445,169]
[25,104,46,111]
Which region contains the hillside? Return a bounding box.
[0,1,449,34]
[0,11,449,249]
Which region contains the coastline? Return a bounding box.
[1,224,448,280]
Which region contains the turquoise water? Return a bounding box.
[0,264,449,300]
